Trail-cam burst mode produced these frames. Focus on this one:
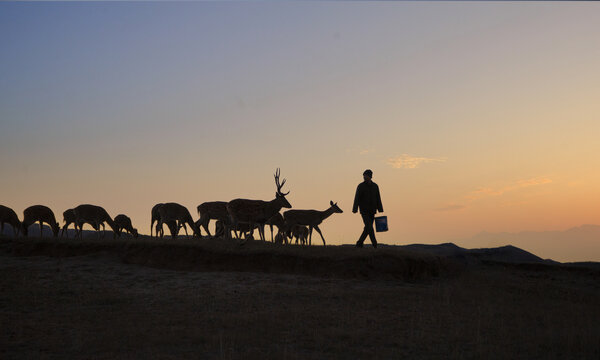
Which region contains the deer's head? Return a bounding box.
[274,168,292,208]
[329,201,343,213]
[132,228,139,238]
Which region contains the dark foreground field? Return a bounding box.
[1,237,599,359]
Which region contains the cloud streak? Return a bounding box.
[387,154,447,169]
[467,177,552,200]
[434,204,466,212]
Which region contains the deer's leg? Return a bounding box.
[314,225,326,246]
[230,218,239,239]
[259,224,265,242]
[308,226,314,246]
[200,216,211,237]
[169,222,176,239]
[156,220,163,239]
[183,223,190,239]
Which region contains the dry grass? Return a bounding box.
[2,236,460,281]
[1,236,599,359]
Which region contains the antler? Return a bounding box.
[274,168,290,196]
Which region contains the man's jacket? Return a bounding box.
[353,181,383,214]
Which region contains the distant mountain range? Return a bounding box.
[396,243,558,265]
[455,225,600,263]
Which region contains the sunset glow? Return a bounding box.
[1,2,599,261]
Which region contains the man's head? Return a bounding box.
[363,169,373,182]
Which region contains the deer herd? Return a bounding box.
[0,169,343,246]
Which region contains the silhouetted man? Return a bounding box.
[353,169,383,248]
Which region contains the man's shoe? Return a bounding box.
[355,242,363,248]
[372,243,378,249]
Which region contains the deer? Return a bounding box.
[213,219,259,240]
[151,203,180,239]
[291,225,310,245]
[73,204,118,239]
[226,168,291,243]
[196,201,229,237]
[22,205,60,238]
[283,201,343,246]
[114,214,138,238]
[61,208,78,238]
[156,202,200,240]
[265,213,285,242]
[0,205,21,237]
[151,203,165,238]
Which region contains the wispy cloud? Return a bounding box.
[434,204,466,212]
[387,154,447,169]
[467,177,552,200]
[346,148,375,155]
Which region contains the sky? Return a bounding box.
[1,2,599,261]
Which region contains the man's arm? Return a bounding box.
[352,184,360,213]
[376,184,383,213]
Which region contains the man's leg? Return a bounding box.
[363,212,377,248]
[356,226,368,247]
[357,212,375,247]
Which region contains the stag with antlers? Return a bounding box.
[226,168,291,242]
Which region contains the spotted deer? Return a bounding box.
[265,212,284,242]
[157,202,200,239]
[213,219,260,240]
[283,201,343,246]
[73,204,118,239]
[22,205,60,237]
[0,205,21,237]
[196,201,229,237]
[291,225,310,245]
[114,214,138,238]
[61,208,77,238]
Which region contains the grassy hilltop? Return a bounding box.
[1,236,599,359]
